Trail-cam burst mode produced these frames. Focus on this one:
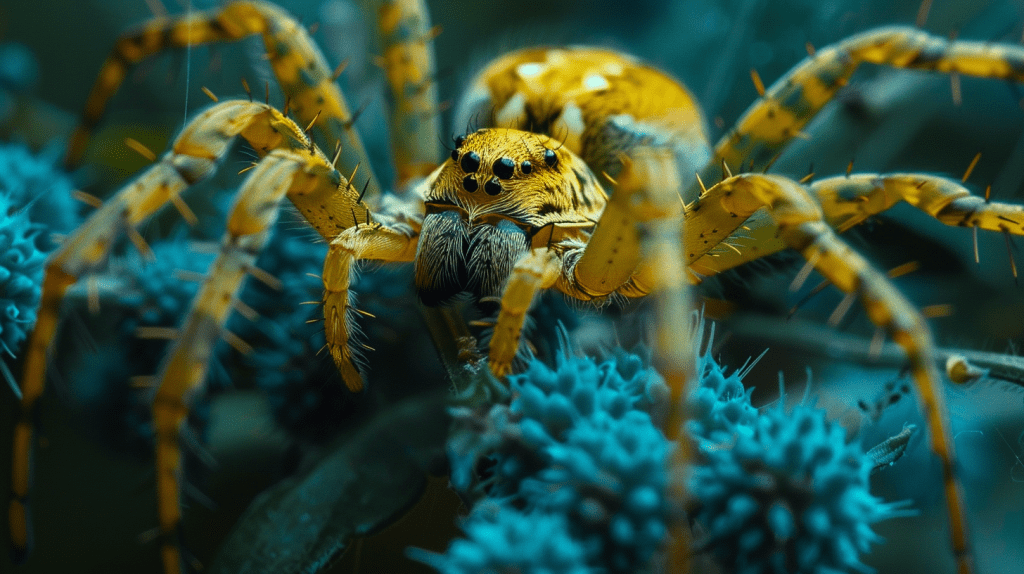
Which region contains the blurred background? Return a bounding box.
[0,0,1023,572]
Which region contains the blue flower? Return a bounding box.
[688,347,759,442]
[443,348,671,573]
[0,142,77,354]
[407,500,592,574]
[690,402,909,574]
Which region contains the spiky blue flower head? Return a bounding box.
[688,347,759,442]
[0,142,77,353]
[447,346,669,498]
[519,408,671,572]
[0,193,45,354]
[691,402,908,574]
[445,348,671,572]
[408,500,592,574]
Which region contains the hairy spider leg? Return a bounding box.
[486,150,693,381]
[64,0,383,204]
[687,172,974,574]
[687,173,1024,278]
[9,99,371,566]
[151,147,361,574]
[322,222,419,391]
[487,247,562,377]
[371,0,443,187]
[703,26,1024,187]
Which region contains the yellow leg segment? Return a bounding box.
[65,1,382,203]
[689,173,973,573]
[9,99,294,563]
[702,26,1024,188]
[11,99,372,566]
[687,172,1024,278]
[488,248,561,378]
[368,0,442,186]
[151,150,306,574]
[322,223,418,391]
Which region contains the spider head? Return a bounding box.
[415,129,606,306]
[427,128,606,228]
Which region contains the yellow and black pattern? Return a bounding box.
[704,26,1024,185]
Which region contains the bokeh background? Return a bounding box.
[1,0,1023,572]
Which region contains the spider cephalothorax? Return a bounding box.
[416,129,604,304]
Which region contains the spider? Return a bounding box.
[7,1,1024,573]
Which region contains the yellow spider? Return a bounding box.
[7,1,1024,573]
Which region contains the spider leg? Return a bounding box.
[151,149,306,574]
[704,26,1024,185]
[687,173,1024,277]
[487,247,561,378]
[322,222,419,391]
[492,149,694,389]
[689,172,973,574]
[65,0,382,203]
[370,0,442,187]
[9,99,371,565]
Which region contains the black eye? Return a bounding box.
[493,157,515,179]
[521,160,532,174]
[450,149,459,162]
[454,134,466,147]
[484,177,502,195]
[544,149,558,167]
[461,151,480,173]
[463,175,478,192]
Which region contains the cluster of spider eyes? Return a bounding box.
[451,134,558,196]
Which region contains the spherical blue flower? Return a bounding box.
[444,348,671,573]
[0,142,77,354]
[408,500,592,574]
[448,348,668,499]
[690,402,909,574]
[520,408,671,572]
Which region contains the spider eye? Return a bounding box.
[521,160,532,174]
[461,151,480,173]
[450,149,459,162]
[493,157,515,179]
[544,149,558,167]
[463,175,478,192]
[454,134,466,147]
[484,177,502,195]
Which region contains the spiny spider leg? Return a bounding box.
[322,221,420,391]
[370,0,443,187]
[64,0,382,203]
[687,173,1024,278]
[10,99,371,565]
[701,26,1024,188]
[689,172,973,573]
[151,147,361,574]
